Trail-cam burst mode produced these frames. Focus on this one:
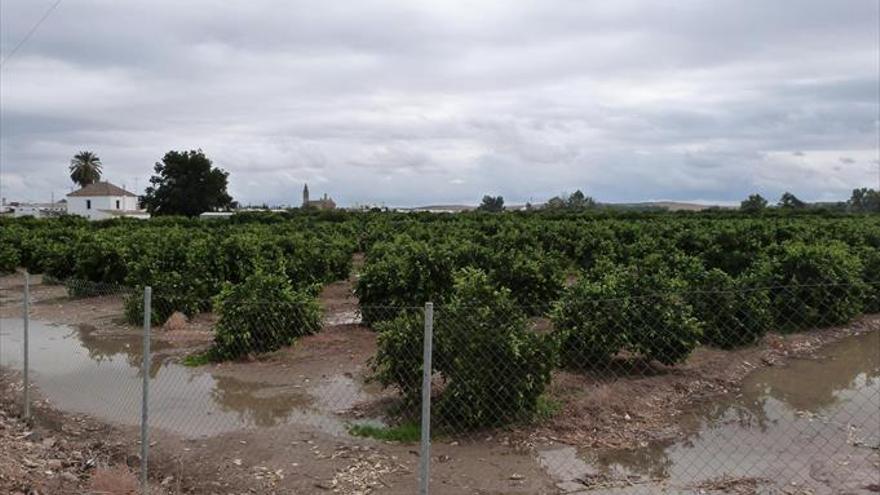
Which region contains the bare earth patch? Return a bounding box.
[526,314,880,451]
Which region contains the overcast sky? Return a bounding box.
[1,0,878,207]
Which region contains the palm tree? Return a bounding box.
[69,151,103,188]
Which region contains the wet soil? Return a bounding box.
[0,367,177,494]
[2,269,879,494]
[0,268,559,493]
[533,314,880,451]
[537,330,880,494]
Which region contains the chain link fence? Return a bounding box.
[2,272,878,494]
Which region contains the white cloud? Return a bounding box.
[0,0,877,206]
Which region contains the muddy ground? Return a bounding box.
[1,269,878,494]
[0,367,167,494]
[531,314,880,450]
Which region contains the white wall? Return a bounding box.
[66,195,141,220]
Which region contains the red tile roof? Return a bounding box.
[68,181,136,197]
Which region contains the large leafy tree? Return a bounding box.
[477,195,505,212]
[740,193,768,213]
[778,192,806,209]
[545,195,567,209]
[566,190,597,209]
[849,188,880,213]
[142,150,233,217]
[545,190,597,210]
[69,151,103,187]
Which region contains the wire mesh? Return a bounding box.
[3,272,878,494]
[0,274,150,490]
[424,281,880,494]
[144,295,426,493]
[0,277,142,424]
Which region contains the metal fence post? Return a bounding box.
[419,302,434,495]
[22,271,30,421]
[140,286,152,494]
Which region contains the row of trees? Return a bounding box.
[478,190,877,213]
[366,220,877,429]
[3,204,877,430]
[68,150,234,217]
[72,150,877,217]
[741,189,879,213]
[478,190,599,212]
[740,192,802,212]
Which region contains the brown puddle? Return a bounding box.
[0,318,381,438]
[539,331,880,494]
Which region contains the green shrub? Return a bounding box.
[39,240,77,280]
[371,268,557,429]
[0,242,20,273]
[72,235,128,284]
[487,248,565,313]
[549,267,628,365]
[756,242,866,330]
[123,231,221,324]
[123,271,206,325]
[216,233,272,285]
[857,246,880,313]
[689,269,772,349]
[372,311,426,403]
[436,269,558,428]
[212,271,322,360]
[552,257,702,367]
[357,238,456,325]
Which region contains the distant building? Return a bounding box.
[67,181,150,220]
[5,198,66,218]
[302,183,336,210]
[403,205,474,214]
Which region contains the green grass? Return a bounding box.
[181,350,214,367]
[534,395,562,421]
[348,422,421,443]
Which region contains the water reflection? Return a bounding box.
[0,318,370,437]
[543,331,880,491]
[749,332,879,412]
[210,375,312,428]
[73,324,169,378]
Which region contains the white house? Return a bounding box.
[66,181,150,220]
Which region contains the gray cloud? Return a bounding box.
[1,0,877,206]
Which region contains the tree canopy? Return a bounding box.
[546,190,597,210]
[740,194,768,213]
[69,151,103,188]
[849,188,879,213]
[142,150,233,217]
[778,192,806,209]
[477,195,505,212]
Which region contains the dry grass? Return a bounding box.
[87,466,139,495]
